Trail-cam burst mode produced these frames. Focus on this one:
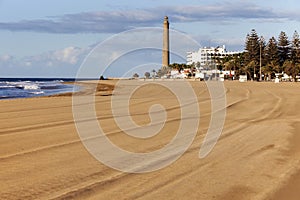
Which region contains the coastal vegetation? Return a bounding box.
[238,29,300,81]
[213,29,300,81]
[135,29,300,81]
[205,29,300,81]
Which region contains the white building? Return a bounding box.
[187,45,241,67]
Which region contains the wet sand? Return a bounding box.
[1,80,300,199]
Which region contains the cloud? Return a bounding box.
[25,46,90,65]
[52,46,85,64]
[0,2,296,34]
[0,54,13,62]
[0,54,16,68]
[0,10,160,34]
[0,45,92,77]
[0,27,201,77]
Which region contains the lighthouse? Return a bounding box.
[162,16,170,68]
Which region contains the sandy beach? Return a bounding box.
[1,80,300,200]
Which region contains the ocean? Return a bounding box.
[0,78,79,99]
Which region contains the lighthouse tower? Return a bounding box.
[162,16,170,68]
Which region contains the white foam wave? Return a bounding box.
[0,85,15,89]
[30,91,44,95]
[14,82,40,90]
[23,84,39,90]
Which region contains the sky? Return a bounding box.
[0,0,299,78]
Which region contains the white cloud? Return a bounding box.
[0,2,297,34]
[211,38,245,49]
[0,45,91,77]
[52,46,83,64]
[24,61,31,66]
[22,45,91,67]
[0,54,16,68]
[0,54,13,62]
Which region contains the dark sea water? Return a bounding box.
[0,78,80,100]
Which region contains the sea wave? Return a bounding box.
[0,85,15,89]
[15,83,40,90]
[40,85,63,90]
[0,79,75,99]
[30,91,45,95]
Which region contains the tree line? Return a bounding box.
[221,29,300,81]
[133,29,300,81]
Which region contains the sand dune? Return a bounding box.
[1,80,300,199]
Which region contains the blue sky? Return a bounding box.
[0,0,299,77]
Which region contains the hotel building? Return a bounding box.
[187,45,241,67]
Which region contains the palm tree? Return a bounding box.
[262,61,278,81]
[132,73,139,79]
[152,69,156,79]
[261,66,270,81]
[284,60,299,81]
[245,60,256,80]
[144,72,150,79]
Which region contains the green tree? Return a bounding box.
[289,30,300,81]
[264,60,280,81]
[259,36,267,80]
[132,73,139,79]
[244,29,260,79]
[265,37,279,63]
[156,69,163,78]
[234,53,245,79]
[244,60,256,79]
[291,31,300,62]
[152,69,156,79]
[284,60,297,81]
[278,31,291,69]
[264,37,280,80]
[219,53,244,79]
[144,72,150,79]
[169,63,188,71]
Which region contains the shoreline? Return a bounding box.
[1,78,299,101]
[1,81,300,199]
[0,78,105,101]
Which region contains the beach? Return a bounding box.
[1,80,300,200]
